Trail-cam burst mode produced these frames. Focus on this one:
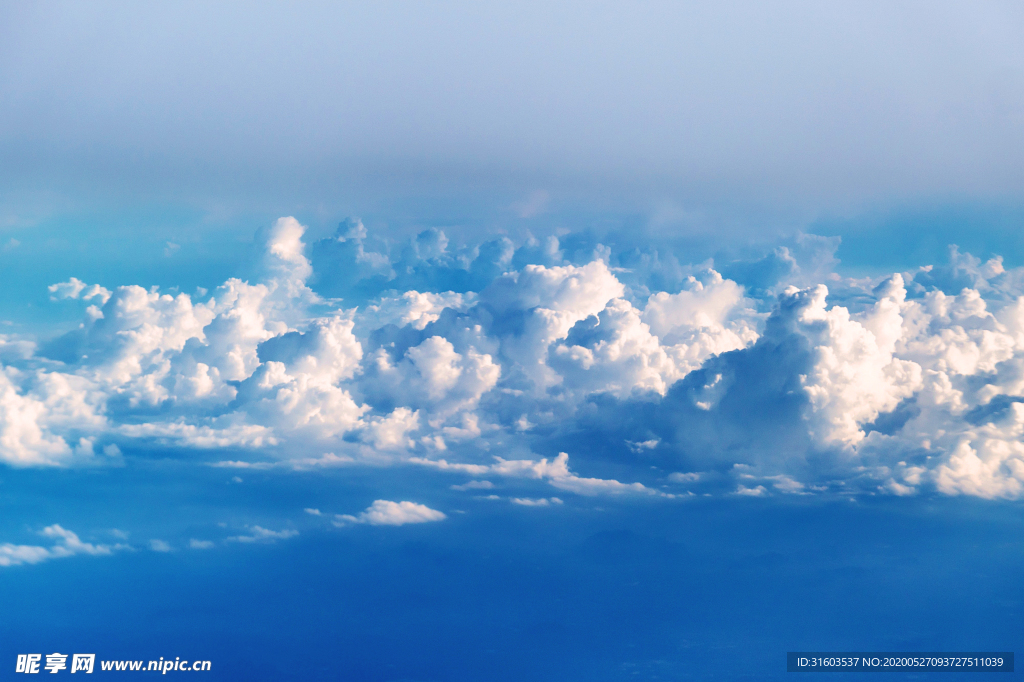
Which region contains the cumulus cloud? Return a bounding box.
[363,336,500,426]
[0,368,108,466]
[778,276,922,447]
[335,500,447,526]
[0,525,125,567]
[8,216,1024,500]
[357,290,477,332]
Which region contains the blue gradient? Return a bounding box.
[2,461,1021,680]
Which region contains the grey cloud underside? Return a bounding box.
[4,218,1024,500]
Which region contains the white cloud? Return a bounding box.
[882,479,916,496]
[0,335,35,363]
[212,452,355,471]
[119,421,276,449]
[189,539,214,549]
[450,480,494,491]
[363,336,500,424]
[264,217,314,299]
[546,269,759,401]
[551,298,682,398]
[359,407,420,451]
[511,497,563,506]
[483,260,625,392]
[227,526,299,543]
[642,272,750,343]
[0,525,125,567]
[149,539,172,552]
[0,368,107,466]
[933,437,1024,499]
[766,475,805,493]
[358,290,477,332]
[48,277,111,304]
[782,276,922,446]
[411,451,671,497]
[335,500,446,526]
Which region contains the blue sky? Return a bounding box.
[2,2,1024,680]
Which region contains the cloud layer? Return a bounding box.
[5,218,1024,500]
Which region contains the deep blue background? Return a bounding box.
[1,461,1021,681]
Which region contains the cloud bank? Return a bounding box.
[4,217,1024,500]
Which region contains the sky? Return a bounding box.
[2,2,1024,680]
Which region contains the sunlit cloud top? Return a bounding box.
[2,216,1023,501]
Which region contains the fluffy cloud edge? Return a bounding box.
[334,500,447,526]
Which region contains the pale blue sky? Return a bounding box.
[3,1,1024,217]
